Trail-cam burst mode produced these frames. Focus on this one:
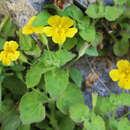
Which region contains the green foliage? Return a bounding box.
[32,11,51,27]
[63,38,77,50]
[3,75,26,99]
[57,83,84,114]
[86,47,99,56]
[114,0,128,5]
[0,1,130,130]
[45,69,69,98]
[70,68,83,88]
[0,37,6,50]
[19,91,46,124]
[105,6,124,21]
[2,20,16,37]
[79,24,96,42]
[61,5,84,21]
[69,104,89,123]
[84,114,105,130]
[1,109,21,130]
[17,31,34,51]
[86,2,105,19]
[113,33,130,56]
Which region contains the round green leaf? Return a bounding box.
[45,69,69,98]
[70,104,89,123]
[57,83,84,114]
[20,91,45,124]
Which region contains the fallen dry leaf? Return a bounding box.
[85,72,99,91]
[54,0,68,9]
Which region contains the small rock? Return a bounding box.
[0,0,53,27]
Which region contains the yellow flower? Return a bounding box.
[22,16,44,34]
[109,60,130,90]
[43,15,78,44]
[0,41,20,65]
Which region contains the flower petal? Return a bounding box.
[33,27,45,34]
[66,28,78,38]
[4,41,19,51]
[11,51,20,61]
[43,26,54,36]
[52,32,66,44]
[118,78,125,88]
[61,17,74,28]
[124,79,130,90]
[117,60,129,70]
[27,16,36,26]
[109,69,120,81]
[22,26,33,34]
[48,15,61,27]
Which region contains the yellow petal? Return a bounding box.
[22,26,34,34]
[43,26,54,36]
[124,79,130,90]
[66,28,78,38]
[118,78,125,88]
[0,51,5,61]
[60,17,74,28]
[4,41,19,51]
[27,16,36,26]
[11,51,20,61]
[109,69,120,81]
[3,59,11,65]
[52,32,66,44]
[117,60,129,70]
[33,27,45,34]
[48,15,61,27]
[0,51,11,65]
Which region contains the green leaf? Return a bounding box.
[1,110,21,130]
[57,83,84,114]
[85,2,105,19]
[114,0,128,5]
[26,61,55,88]
[42,49,75,68]
[91,32,103,47]
[113,39,129,56]
[19,91,45,124]
[18,124,30,130]
[110,93,130,106]
[78,16,90,30]
[118,118,130,130]
[11,64,25,72]
[105,6,124,21]
[0,37,6,50]
[38,33,48,46]
[24,44,41,57]
[70,68,83,88]
[59,116,75,130]
[2,20,16,37]
[79,25,96,42]
[70,104,89,123]
[84,115,105,130]
[45,69,69,98]
[61,5,83,21]
[3,75,26,99]
[32,11,51,27]
[86,47,98,56]
[0,98,14,122]
[94,96,116,114]
[63,38,77,50]
[18,31,34,51]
